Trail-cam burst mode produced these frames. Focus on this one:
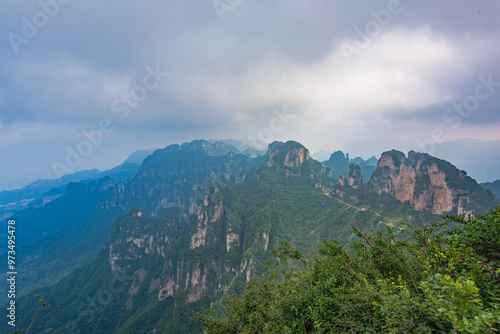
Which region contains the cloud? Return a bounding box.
[1,0,500,188]
[1,57,132,123]
[1,1,499,130]
[166,27,497,126]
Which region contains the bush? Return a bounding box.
[197,208,500,333]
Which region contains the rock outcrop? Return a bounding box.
[367,150,496,214]
[347,164,363,189]
[266,141,310,168]
[98,140,256,215]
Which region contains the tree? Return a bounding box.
[197,208,500,333]
[11,298,45,334]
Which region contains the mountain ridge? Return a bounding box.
[4,140,499,333]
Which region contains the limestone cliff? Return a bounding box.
[367,150,497,214]
[266,141,310,168]
[98,140,258,215]
[347,164,363,189]
[104,141,326,310]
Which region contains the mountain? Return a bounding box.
[3,140,498,333]
[343,138,500,183]
[206,139,267,158]
[0,148,156,220]
[0,177,126,301]
[122,148,159,165]
[322,150,377,182]
[310,149,331,162]
[0,169,101,216]
[5,141,416,333]
[0,141,263,302]
[481,180,500,199]
[100,140,266,216]
[366,150,498,214]
[431,139,500,183]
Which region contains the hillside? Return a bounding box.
[482,180,500,199]
[0,149,155,220]
[322,151,377,182]
[0,142,259,301]
[3,140,498,333]
[6,141,490,333]
[367,150,497,214]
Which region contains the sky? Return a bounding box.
[1,0,500,190]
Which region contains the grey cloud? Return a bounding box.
[1,0,500,187]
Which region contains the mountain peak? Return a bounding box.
[347,164,363,189]
[266,141,310,168]
[123,148,159,165]
[369,150,498,214]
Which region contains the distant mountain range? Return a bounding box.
[1,139,498,333]
[0,148,157,220]
[481,180,500,199]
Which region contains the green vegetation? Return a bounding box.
[4,141,499,333]
[482,180,500,199]
[3,156,405,333]
[322,151,376,182]
[414,173,431,197]
[10,299,45,334]
[385,150,406,168]
[198,207,500,333]
[322,151,349,179]
[1,181,125,303]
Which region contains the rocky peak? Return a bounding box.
[338,171,346,186]
[266,141,310,168]
[347,164,363,189]
[377,150,407,171]
[368,150,498,214]
[328,151,349,165]
[102,140,256,215]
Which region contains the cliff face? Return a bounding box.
[266,141,310,168]
[107,185,246,307]
[347,164,363,189]
[332,166,362,203]
[100,141,332,327]
[99,140,261,215]
[367,150,496,214]
[323,151,377,181]
[105,142,316,309]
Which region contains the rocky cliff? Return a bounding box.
[104,141,317,310]
[8,142,499,334]
[367,150,497,214]
[266,141,310,168]
[347,164,363,189]
[99,140,264,216]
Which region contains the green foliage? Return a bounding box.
[385,150,406,168]
[414,173,430,197]
[323,150,349,179]
[7,141,498,333]
[10,298,45,334]
[197,208,500,333]
[322,151,375,182]
[420,273,495,333]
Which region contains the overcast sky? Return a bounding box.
[1,0,500,189]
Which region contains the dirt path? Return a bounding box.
[323,192,394,226]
